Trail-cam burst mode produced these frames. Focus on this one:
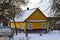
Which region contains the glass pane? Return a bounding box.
[29,23,32,29]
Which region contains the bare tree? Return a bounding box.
[0,0,27,35]
[51,0,60,17]
[50,0,60,30]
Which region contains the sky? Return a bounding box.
[22,0,51,10]
[21,0,52,17]
[22,0,42,10]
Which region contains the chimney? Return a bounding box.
[27,7,29,10]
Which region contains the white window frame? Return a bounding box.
[20,23,22,29]
[42,23,46,29]
[28,23,32,29]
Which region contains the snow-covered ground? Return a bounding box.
[13,30,60,40]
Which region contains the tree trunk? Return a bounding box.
[25,33,29,40]
[13,18,17,35]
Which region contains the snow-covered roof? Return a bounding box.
[14,5,53,22]
[14,8,36,22]
[14,8,51,22]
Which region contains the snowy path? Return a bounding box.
[13,30,60,40]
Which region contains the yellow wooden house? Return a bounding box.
[10,8,49,32]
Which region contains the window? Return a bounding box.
[36,13,39,16]
[28,23,32,29]
[20,23,22,29]
[42,23,46,29]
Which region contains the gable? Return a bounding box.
[26,8,47,20]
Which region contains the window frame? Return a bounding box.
[20,23,22,29]
[42,23,46,29]
[28,23,32,29]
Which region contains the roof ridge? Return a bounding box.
[23,7,40,11]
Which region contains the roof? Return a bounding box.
[14,8,36,22]
[13,8,52,22]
